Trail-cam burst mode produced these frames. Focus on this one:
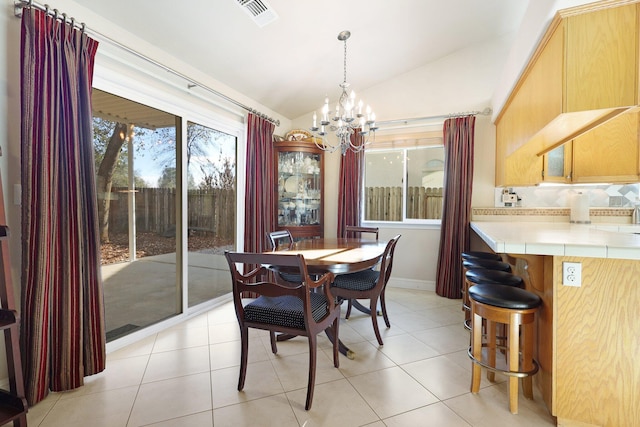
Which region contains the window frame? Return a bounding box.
[361,130,444,227]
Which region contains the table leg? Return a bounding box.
[350,299,382,316]
[276,332,354,359]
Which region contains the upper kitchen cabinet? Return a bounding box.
[564,4,638,113]
[496,1,640,186]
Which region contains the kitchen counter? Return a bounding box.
[471,220,640,426]
[470,221,640,259]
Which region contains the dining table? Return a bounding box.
[266,237,388,359]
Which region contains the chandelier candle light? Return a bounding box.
[310,30,377,155]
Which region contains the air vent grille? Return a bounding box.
[235,0,278,28]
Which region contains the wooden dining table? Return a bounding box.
[267,237,388,359]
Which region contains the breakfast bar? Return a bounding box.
[470,221,640,426]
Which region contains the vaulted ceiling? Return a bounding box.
[76,0,529,119]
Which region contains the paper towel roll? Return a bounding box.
[569,192,591,224]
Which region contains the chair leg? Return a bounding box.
[509,319,520,414]
[305,335,317,410]
[345,299,353,319]
[522,322,534,400]
[238,326,249,391]
[487,320,496,383]
[380,288,391,327]
[471,310,482,393]
[332,318,340,368]
[269,331,278,354]
[370,297,384,346]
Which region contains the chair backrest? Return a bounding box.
[380,234,401,286]
[344,225,379,240]
[268,229,294,250]
[224,251,335,328]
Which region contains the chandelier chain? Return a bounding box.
[343,37,347,84]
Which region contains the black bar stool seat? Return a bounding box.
[462,258,511,272]
[465,269,524,288]
[461,251,502,261]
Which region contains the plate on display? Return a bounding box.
[284,176,299,193]
[285,129,312,141]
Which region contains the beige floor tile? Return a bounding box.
[153,326,210,352]
[376,333,440,365]
[211,360,285,408]
[383,402,471,426]
[57,355,148,398]
[208,321,241,344]
[411,324,470,355]
[443,382,555,426]
[288,378,379,426]
[128,373,212,426]
[348,366,439,419]
[213,394,299,427]
[320,340,395,377]
[210,337,270,370]
[142,345,211,383]
[107,334,156,361]
[271,350,344,392]
[38,386,137,427]
[143,410,213,427]
[35,288,555,427]
[402,355,474,400]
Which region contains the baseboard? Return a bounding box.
[387,277,435,292]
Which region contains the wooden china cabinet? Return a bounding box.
[274,139,324,239]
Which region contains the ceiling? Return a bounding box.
[76,0,529,120]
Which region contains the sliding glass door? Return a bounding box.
[185,122,237,307]
[93,89,181,341]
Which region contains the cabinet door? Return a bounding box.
[572,110,640,183]
[496,22,563,186]
[565,3,638,112]
[542,143,572,183]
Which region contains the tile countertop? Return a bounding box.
[470,221,640,260]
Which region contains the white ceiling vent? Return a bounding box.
[235,0,278,28]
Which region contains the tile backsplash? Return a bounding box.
[494,184,640,208]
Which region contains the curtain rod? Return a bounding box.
[13,0,281,127]
[376,107,492,127]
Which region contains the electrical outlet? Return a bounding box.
[562,262,582,287]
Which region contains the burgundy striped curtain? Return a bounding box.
[20,8,105,405]
[244,114,275,252]
[337,132,365,238]
[435,116,476,298]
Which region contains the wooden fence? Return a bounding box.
[365,186,443,221]
[108,187,235,239]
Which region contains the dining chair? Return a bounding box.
[344,225,379,240]
[331,234,401,346]
[224,251,340,410]
[267,229,294,250]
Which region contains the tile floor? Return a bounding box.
[26,288,556,427]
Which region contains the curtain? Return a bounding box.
[435,116,476,298]
[244,114,275,253]
[337,132,365,238]
[20,8,105,405]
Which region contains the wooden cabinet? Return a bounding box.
[564,3,638,112]
[274,140,324,239]
[496,1,640,187]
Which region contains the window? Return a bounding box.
[363,133,444,223]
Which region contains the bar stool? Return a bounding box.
[461,258,512,328]
[463,268,523,330]
[468,284,542,414]
[461,251,503,262]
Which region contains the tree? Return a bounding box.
[95,121,128,243]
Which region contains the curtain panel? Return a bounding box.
[20,8,105,405]
[435,116,476,299]
[337,133,365,238]
[243,114,275,253]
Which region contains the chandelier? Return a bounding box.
[310,30,377,155]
